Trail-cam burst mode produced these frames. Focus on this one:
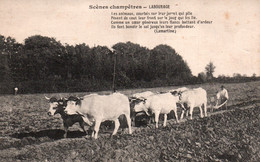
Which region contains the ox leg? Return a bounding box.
[79,121,86,134]
[204,103,208,117]
[91,130,94,138]
[151,114,155,123]
[179,104,185,120]
[180,104,184,119]
[186,109,189,117]
[131,116,135,127]
[174,109,179,123]
[148,116,151,124]
[189,107,194,120]
[147,115,154,125]
[125,115,132,134]
[163,114,167,127]
[180,109,185,120]
[210,103,214,113]
[154,111,160,128]
[112,119,120,136]
[92,120,101,139]
[64,125,68,138]
[199,106,203,118]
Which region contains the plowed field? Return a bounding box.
[0,81,259,161]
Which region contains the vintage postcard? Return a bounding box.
[0,0,259,161]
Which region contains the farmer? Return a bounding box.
[14,87,18,95]
[216,85,229,110]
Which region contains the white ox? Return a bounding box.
[130,91,155,114]
[168,87,189,109]
[178,87,207,120]
[129,91,156,126]
[64,93,132,139]
[168,87,189,93]
[133,93,179,128]
[132,91,155,99]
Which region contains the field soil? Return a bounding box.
[0,81,259,161]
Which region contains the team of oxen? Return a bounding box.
[46,87,215,139]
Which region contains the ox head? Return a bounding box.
[64,96,83,115]
[129,97,149,115]
[170,91,183,101]
[45,96,67,116]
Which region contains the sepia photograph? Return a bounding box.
[0,0,259,161]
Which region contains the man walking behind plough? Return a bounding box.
[216,85,229,110]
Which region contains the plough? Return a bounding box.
[212,100,228,109]
[209,96,228,110]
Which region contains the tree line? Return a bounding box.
[0,35,258,94]
[0,35,193,94]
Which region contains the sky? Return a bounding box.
[0,0,259,77]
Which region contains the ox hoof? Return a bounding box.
[84,135,91,139]
[110,134,117,139]
[89,135,98,140]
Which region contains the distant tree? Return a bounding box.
[218,74,225,78]
[88,45,112,80]
[1,34,198,94]
[205,61,216,80]
[149,44,192,81]
[0,35,22,82]
[112,42,150,84]
[23,35,67,80]
[69,43,91,79]
[198,72,207,82]
[251,73,257,81]
[0,35,18,57]
[233,73,242,78]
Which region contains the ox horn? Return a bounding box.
[129,97,137,101]
[139,97,146,100]
[45,96,50,100]
[139,97,147,102]
[77,96,84,100]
